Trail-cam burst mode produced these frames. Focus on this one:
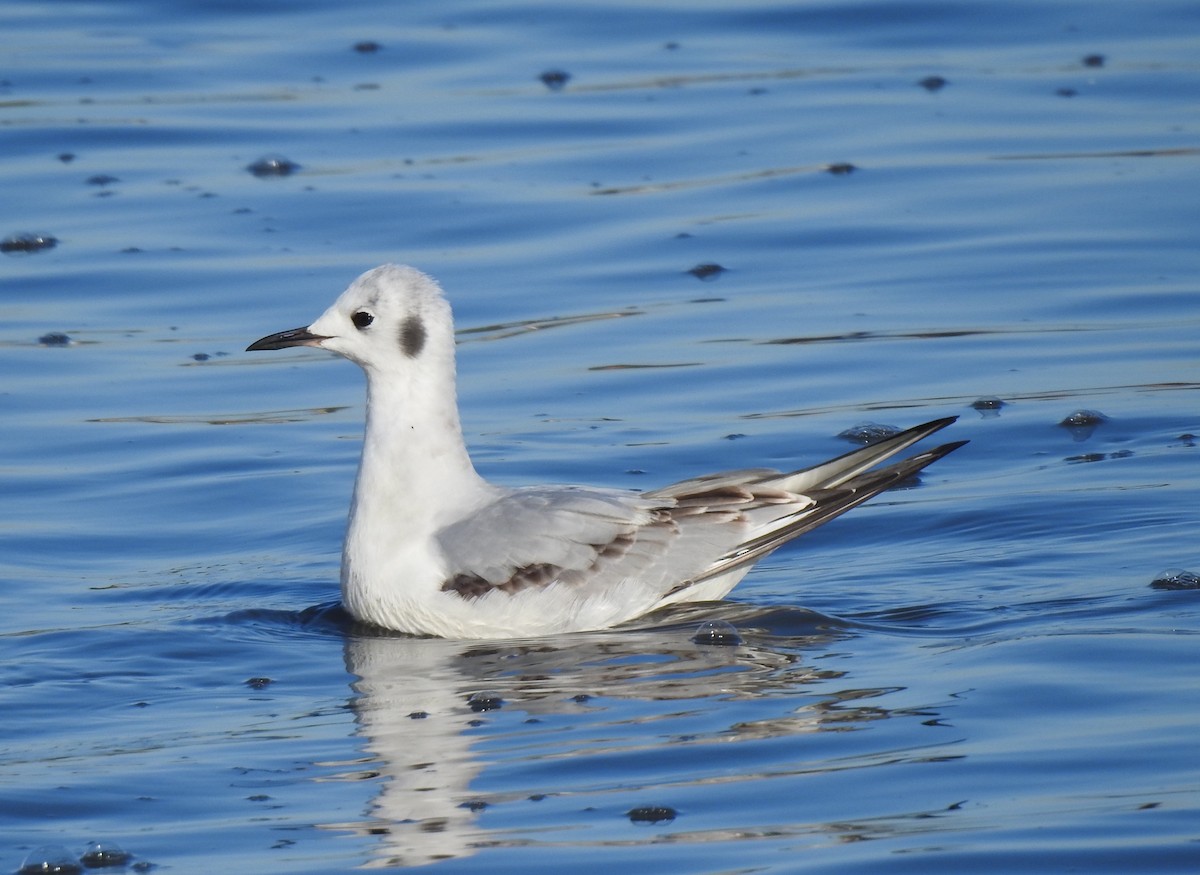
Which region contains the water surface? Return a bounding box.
[2,1,1198,872]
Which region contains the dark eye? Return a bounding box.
[351,311,374,330]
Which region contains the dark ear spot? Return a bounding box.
[399,315,427,358]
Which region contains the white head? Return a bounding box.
[247,264,455,378]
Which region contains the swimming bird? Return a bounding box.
[248,264,965,639]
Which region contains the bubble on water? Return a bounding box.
[18,846,82,875]
[1150,569,1200,591]
[837,422,900,445]
[691,620,742,647]
[246,154,301,178]
[80,839,131,868]
[467,690,503,712]
[627,805,677,824]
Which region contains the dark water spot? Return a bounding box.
[1082,54,1106,67]
[687,262,725,280]
[246,154,301,177]
[1150,569,1200,591]
[539,69,571,90]
[407,710,428,719]
[691,619,743,646]
[467,691,503,712]
[723,433,746,441]
[80,839,131,868]
[972,396,1005,411]
[1058,409,1108,443]
[244,676,273,689]
[191,352,210,361]
[1059,409,1107,428]
[86,174,119,186]
[460,799,488,812]
[918,75,947,92]
[19,846,82,875]
[838,422,901,444]
[1056,87,1078,98]
[353,41,383,53]
[58,152,75,163]
[572,693,592,703]
[628,805,676,824]
[39,332,72,346]
[826,162,857,175]
[2,232,58,254]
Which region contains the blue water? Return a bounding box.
[3,0,1198,871]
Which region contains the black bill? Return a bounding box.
[246,327,328,352]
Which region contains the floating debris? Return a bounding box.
[58,152,76,163]
[467,690,504,712]
[917,75,948,92]
[691,619,742,647]
[1150,569,1200,591]
[353,40,383,53]
[1,232,58,254]
[86,174,119,186]
[687,262,726,280]
[628,805,677,824]
[246,154,301,178]
[244,676,273,689]
[539,69,571,90]
[838,422,901,445]
[825,162,857,175]
[1082,53,1106,68]
[39,332,72,346]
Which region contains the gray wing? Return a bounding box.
[433,416,965,608]
[432,483,770,602]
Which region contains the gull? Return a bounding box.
[248,264,966,639]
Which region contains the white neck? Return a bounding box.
[341,363,497,604]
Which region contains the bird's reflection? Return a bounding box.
[325,603,878,867]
